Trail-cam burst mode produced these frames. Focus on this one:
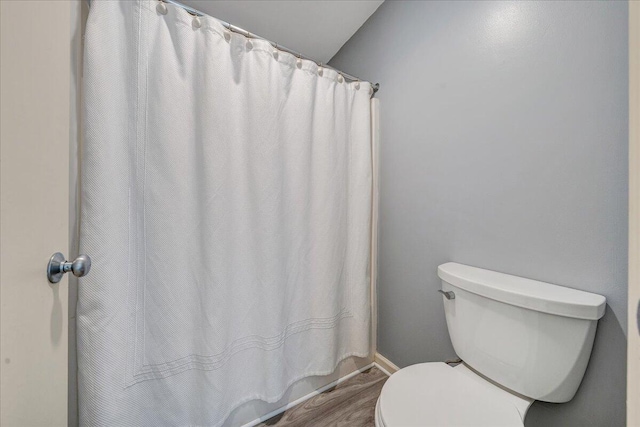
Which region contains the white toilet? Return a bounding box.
[375,262,606,427]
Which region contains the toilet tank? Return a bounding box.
[438,262,606,403]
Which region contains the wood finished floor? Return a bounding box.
[258,367,388,427]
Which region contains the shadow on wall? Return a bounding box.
[525,307,626,427]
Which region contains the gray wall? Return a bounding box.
[330,1,628,426]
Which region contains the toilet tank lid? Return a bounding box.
[437,263,606,320]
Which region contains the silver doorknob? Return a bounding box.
[47,252,91,283]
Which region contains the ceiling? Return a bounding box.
[179,1,384,63]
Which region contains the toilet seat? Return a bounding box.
[376,362,533,427]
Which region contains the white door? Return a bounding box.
[0,1,73,425]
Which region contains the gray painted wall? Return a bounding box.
[330,1,628,426]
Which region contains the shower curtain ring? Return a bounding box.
[156,0,168,15]
[245,32,253,50]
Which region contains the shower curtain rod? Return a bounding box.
[85,0,380,96]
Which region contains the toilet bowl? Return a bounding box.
[375,262,606,427]
[375,363,532,427]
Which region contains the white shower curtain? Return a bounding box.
[78,1,372,425]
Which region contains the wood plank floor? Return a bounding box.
[258,367,389,427]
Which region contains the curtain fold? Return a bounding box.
[78,1,372,425]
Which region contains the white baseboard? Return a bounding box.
[374,352,400,376]
[241,362,375,427]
